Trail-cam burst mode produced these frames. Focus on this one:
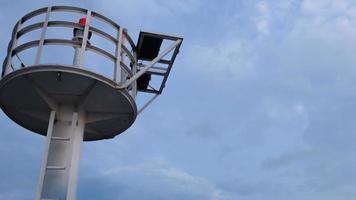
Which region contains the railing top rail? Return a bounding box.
[2,7,139,84]
[12,6,137,64]
[18,6,121,31]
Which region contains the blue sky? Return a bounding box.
[1,0,356,199]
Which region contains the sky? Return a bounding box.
[1,0,356,199]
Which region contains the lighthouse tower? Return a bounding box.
[0,6,182,200]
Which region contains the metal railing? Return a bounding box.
[2,6,137,96]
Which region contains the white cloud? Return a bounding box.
[252,0,297,37]
[187,38,256,80]
[185,0,299,80]
[296,0,356,40]
[255,1,271,36]
[158,0,202,14]
[301,0,349,14]
[93,0,201,21]
[100,157,230,200]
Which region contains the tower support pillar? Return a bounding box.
[36,105,85,200]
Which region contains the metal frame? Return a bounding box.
[132,31,182,113]
[1,6,183,114]
[1,5,183,200]
[118,39,182,89]
[2,6,135,85]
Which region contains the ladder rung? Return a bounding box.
[46,166,66,170]
[51,136,70,141]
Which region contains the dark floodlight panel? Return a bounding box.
[137,33,163,60]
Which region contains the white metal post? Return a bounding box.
[34,7,51,65]
[4,21,21,76]
[73,47,80,67]
[120,29,127,84]
[114,27,123,83]
[77,10,91,68]
[132,50,137,100]
[66,110,85,200]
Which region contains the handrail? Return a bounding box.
[12,39,116,62]
[91,11,120,30]
[17,6,121,38]
[89,26,117,44]
[17,21,119,46]
[2,5,142,98]
[20,7,48,24]
[51,6,87,14]
[122,45,135,64]
[9,39,134,77]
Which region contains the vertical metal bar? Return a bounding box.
[66,111,83,200]
[66,112,78,173]
[132,51,137,99]
[36,110,56,200]
[4,21,21,76]
[120,53,126,83]
[159,41,181,93]
[77,10,91,68]
[120,28,128,84]
[73,47,80,67]
[35,6,51,65]
[114,27,123,83]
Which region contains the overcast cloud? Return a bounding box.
[1,0,356,199]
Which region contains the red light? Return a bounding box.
[78,18,87,26]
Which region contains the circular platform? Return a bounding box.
[0,65,137,141]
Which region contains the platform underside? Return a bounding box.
[0,65,137,141]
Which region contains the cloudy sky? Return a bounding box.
[1,0,356,199]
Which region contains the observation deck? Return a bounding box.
[0,6,183,141]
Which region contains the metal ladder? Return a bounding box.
[37,109,84,200]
